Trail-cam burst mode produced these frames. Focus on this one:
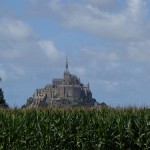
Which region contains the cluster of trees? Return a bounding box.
[0,88,8,108]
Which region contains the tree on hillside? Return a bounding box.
[0,88,5,104]
[0,88,8,108]
[0,78,8,108]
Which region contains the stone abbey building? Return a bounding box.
[30,58,96,107]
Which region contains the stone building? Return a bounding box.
[30,58,96,107]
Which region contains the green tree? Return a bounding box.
[0,88,8,108]
[0,88,5,104]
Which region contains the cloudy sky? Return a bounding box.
[0,0,150,107]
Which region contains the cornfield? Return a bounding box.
[0,107,149,150]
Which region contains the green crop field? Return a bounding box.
[0,107,149,150]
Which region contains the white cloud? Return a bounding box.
[106,62,120,71]
[0,16,65,82]
[1,50,21,59]
[38,40,65,62]
[0,18,32,40]
[126,0,147,21]
[41,0,150,41]
[84,0,117,9]
[73,66,86,76]
[82,48,119,62]
[127,40,150,62]
[10,65,26,77]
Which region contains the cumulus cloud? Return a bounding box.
[10,64,26,77]
[1,50,21,59]
[100,79,119,92]
[26,0,150,41]
[82,49,119,62]
[0,17,65,81]
[73,66,86,76]
[25,0,150,65]
[127,40,150,62]
[84,0,117,8]
[38,40,65,62]
[126,0,147,21]
[0,18,33,41]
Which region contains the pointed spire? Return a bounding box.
[66,56,68,70]
[64,56,69,74]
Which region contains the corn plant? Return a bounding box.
[0,107,149,149]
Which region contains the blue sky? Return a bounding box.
[0,0,150,107]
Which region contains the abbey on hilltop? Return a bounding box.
[28,57,96,107]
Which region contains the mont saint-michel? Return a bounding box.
[27,58,96,107]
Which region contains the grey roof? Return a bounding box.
[52,79,63,81]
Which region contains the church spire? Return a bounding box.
[64,56,69,74]
[66,56,68,70]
